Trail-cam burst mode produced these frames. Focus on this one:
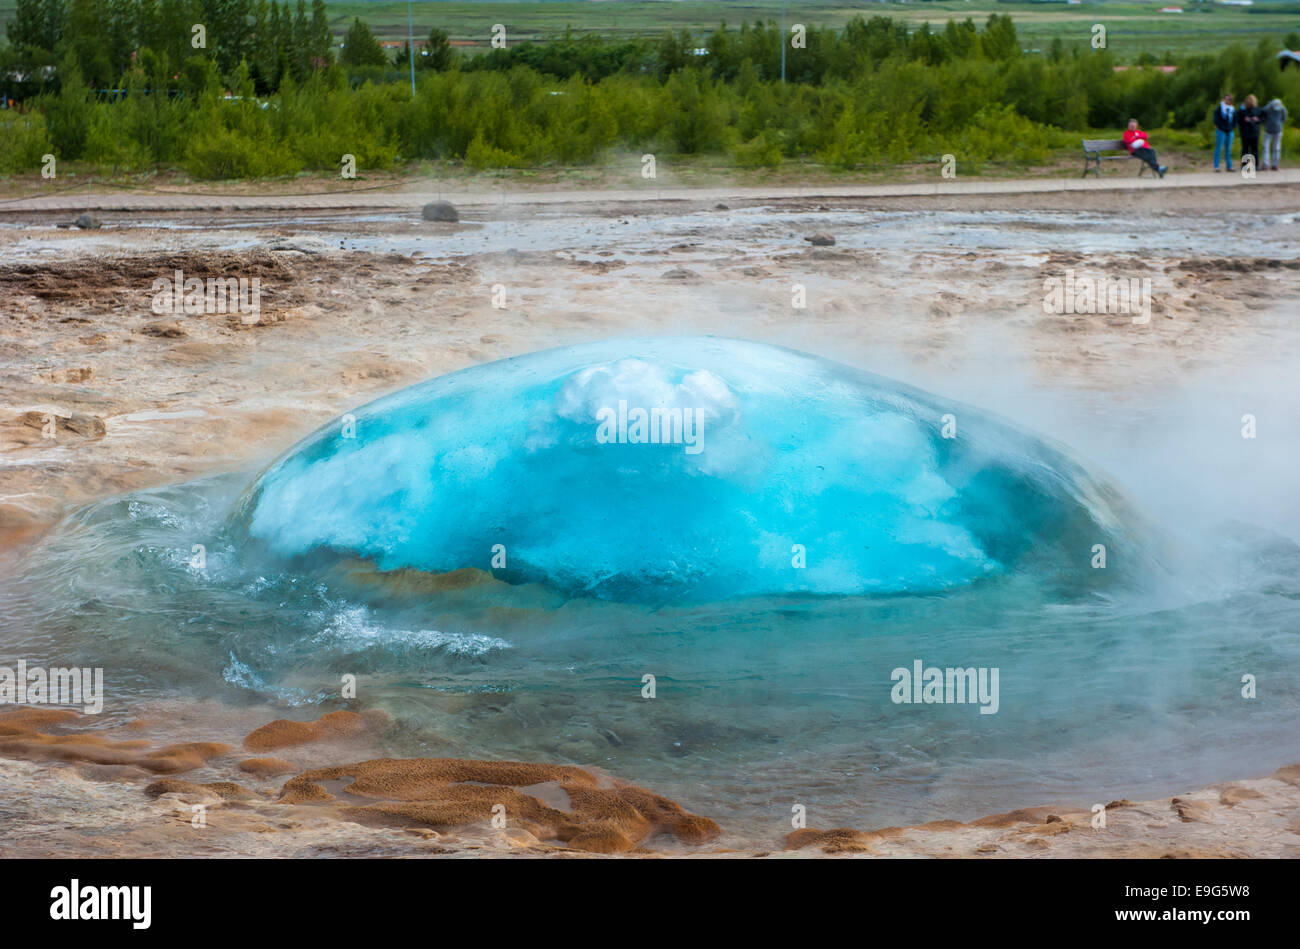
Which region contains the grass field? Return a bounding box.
[318,1,1300,61]
[3,0,1299,63]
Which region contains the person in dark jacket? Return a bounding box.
[1262,97,1287,170]
[1212,94,1235,171]
[1236,95,1263,170]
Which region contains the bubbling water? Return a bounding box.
[232,337,1150,603]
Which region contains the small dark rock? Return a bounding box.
[421,201,459,223]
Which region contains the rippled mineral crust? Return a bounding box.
[278,757,722,853]
[242,709,381,751]
[0,708,232,774]
[0,708,722,855]
[233,337,1147,603]
[238,757,299,777]
[4,708,1298,858]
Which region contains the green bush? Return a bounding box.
[543,79,618,162]
[82,108,152,171]
[659,70,726,154]
[817,108,885,169]
[0,110,53,173]
[733,133,782,169]
[184,123,297,179]
[273,77,402,171]
[950,104,1049,164]
[40,57,94,160]
[464,131,527,169]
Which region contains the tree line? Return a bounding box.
[4,0,332,92]
[2,9,1298,178]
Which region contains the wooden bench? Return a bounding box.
[1081,138,1149,178]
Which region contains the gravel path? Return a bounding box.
[2,169,1296,213]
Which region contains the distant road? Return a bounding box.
[2,169,1296,213]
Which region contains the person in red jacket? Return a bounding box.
[1123,119,1168,178]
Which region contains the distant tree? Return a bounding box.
[340,17,386,67]
[422,26,452,71]
[43,52,93,157]
[7,0,63,53]
[180,53,220,97]
[106,0,136,78]
[41,0,66,47]
[980,13,1019,62]
[136,0,163,58]
[910,22,948,67]
[247,0,273,91]
[153,0,196,77]
[255,0,282,88]
[655,28,690,78]
[264,0,297,87]
[309,0,333,66]
[943,18,978,60]
[844,15,908,68]
[290,0,309,79]
[64,0,113,87]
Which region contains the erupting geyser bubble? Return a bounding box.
[232,337,1144,603]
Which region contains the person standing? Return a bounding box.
[1213,94,1235,171]
[1262,97,1287,170]
[1236,95,1263,171]
[1123,119,1168,177]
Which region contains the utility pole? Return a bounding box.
[408,1,416,95]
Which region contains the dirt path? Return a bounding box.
[2,169,1297,215]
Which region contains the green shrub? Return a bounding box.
[950,104,1049,164]
[40,57,94,160]
[0,110,53,173]
[184,123,298,179]
[659,70,726,154]
[274,78,402,170]
[464,131,527,169]
[817,108,885,169]
[543,79,618,162]
[733,133,782,169]
[82,108,152,171]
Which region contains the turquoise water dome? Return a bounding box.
[232,337,1139,603]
